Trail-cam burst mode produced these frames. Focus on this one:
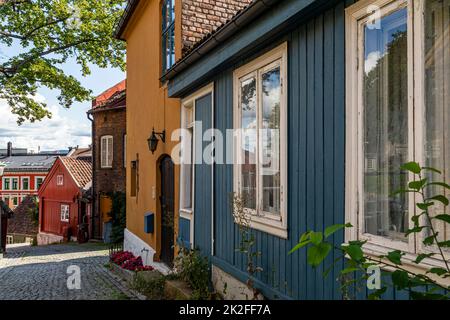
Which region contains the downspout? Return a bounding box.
[87,111,96,239]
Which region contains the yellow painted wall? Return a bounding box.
[122,0,182,260]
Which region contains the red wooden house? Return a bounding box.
[37,157,92,245]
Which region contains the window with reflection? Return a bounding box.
[162,0,175,73]
[234,44,287,238]
[348,0,450,256]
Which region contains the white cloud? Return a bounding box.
[365,51,382,75]
[0,95,91,153]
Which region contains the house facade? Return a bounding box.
[164,0,450,299]
[114,0,251,270]
[0,142,63,209]
[38,156,92,245]
[88,80,126,241]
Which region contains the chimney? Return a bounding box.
[7,142,12,157]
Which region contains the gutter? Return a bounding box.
[114,0,140,40]
[160,0,280,82]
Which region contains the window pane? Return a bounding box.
[181,127,193,209]
[363,8,409,241]
[261,67,281,215]
[240,77,257,209]
[424,0,450,243]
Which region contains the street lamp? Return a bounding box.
[0,162,6,255]
[147,128,166,154]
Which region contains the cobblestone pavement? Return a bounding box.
[0,243,141,300]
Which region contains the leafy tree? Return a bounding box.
[290,162,450,300]
[0,0,126,124]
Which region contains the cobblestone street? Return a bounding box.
[0,243,140,300]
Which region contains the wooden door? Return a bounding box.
[160,156,175,267]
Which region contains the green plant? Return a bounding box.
[107,192,126,244]
[0,0,126,124]
[26,196,39,226]
[230,193,263,300]
[173,246,210,300]
[290,162,450,300]
[132,272,166,300]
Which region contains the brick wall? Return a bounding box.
[181,0,253,52]
[92,105,126,195]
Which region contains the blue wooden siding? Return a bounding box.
[213,0,349,300]
[175,0,423,300]
[178,217,191,249]
[194,93,213,257]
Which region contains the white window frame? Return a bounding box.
[179,83,214,250]
[11,196,18,208]
[35,176,45,190]
[233,43,288,239]
[10,177,19,191]
[21,177,30,191]
[346,0,450,269]
[101,135,113,168]
[56,175,64,186]
[2,177,11,191]
[60,204,70,222]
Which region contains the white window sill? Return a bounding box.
[234,214,288,239]
[360,242,450,287]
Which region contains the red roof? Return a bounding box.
[92,80,126,108]
[60,157,92,189]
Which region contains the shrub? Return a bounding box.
[174,247,210,300]
[132,272,166,300]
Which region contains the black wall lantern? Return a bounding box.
[148,128,166,154]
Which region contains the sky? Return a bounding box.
[0,44,125,153]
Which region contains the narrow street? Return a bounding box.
[0,243,140,300]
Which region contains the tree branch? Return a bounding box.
[5,38,97,75]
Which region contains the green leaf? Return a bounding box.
[414,253,435,264]
[341,267,359,275]
[405,226,426,237]
[391,270,410,290]
[428,195,449,206]
[386,250,403,265]
[425,182,450,190]
[427,268,448,276]
[434,214,450,224]
[368,287,387,300]
[409,179,428,191]
[288,240,311,255]
[299,231,311,243]
[390,189,416,197]
[307,243,332,268]
[423,235,436,246]
[437,240,450,247]
[324,224,352,238]
[421,167,442,174]
[342,244,364,262]
[401,162,421,174]
[310,232,323,245]
[417,202,434,211]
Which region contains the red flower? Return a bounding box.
[111,251,154,272]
